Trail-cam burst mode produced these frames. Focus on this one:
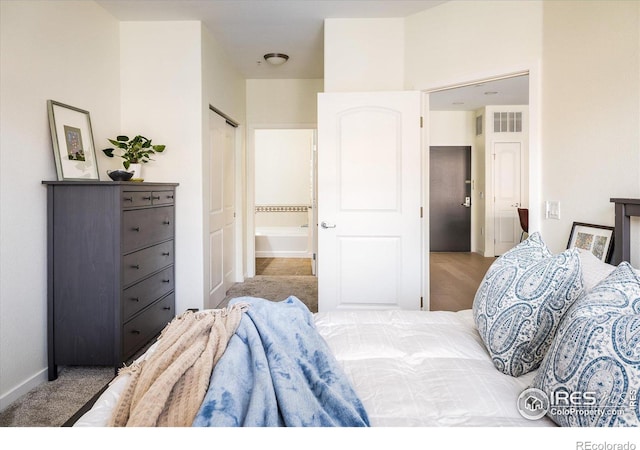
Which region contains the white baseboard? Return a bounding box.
[0,367,47,412]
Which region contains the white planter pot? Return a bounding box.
[128,163,142,180]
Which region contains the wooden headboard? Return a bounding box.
[610,198,640,264]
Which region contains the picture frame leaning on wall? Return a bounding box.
[567,221,615,263]
[47,100,99,181]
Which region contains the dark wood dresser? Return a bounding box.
[43,181,178,380]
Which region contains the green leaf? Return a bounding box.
[123,161,130,169]
[116,135,129,142]
[153,145,166,152]
[102,148,114,158]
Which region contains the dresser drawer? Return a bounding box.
[123,240,174,286]
[122,191,153,208]
[152,190,175,206]
[122,266,174,321]
[122,293,174,360]
[123,206,174,252]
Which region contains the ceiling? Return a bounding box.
[96,0,528,110]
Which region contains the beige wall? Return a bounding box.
[324,18,404,92]
[405,1,543,90]
[246,79,323,124]
[0,0,121,408]
[0,3,247,409]
[540,1,640,260]
[120,22,206,315]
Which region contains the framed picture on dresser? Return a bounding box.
[47,100,99,181]
[567,222,614,263]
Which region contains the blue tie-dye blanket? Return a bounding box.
[192,296,370,427]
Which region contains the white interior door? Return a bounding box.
[208,111,235,308]
[493,141,521,255]
[317,91,422,311]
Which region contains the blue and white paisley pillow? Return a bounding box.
[531,262,640,427]
[473,232,584,377]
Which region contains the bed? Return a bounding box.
[72,199,640,428]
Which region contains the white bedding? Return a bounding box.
[315,309,554,427]
[75,308,554,427]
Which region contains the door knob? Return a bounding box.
[321,221,336,229]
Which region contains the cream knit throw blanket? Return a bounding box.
[109,304,247,427]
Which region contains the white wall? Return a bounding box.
[540,1,640,262]
[405,1,543,91]
[246,79,323,124]
[429,111,475,146]
[324,18,405,92]
[255,129,313,207]
[0,0,120,408]
[120,21,205,315]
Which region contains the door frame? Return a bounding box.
[246,123,318,278]
[422,65,541,310]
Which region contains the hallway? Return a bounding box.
[429,252,496,311]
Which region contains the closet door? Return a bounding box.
[208,111,236,308]
[317,91,422,311]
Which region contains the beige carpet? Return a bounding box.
[0,366,115,427]
[220,275,318,313]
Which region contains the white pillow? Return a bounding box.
[531,262,640,427]
[473,232,584,377]
[577,248,616,291]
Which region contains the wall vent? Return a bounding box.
[493,112,522,133]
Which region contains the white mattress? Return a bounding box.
[75,308,555,427]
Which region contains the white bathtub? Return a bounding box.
[255,226,311,258]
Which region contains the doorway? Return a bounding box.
[429,146,471,252]
[427,72,530,311]
[253,128,316,277]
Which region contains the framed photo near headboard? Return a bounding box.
[567,222,615,263]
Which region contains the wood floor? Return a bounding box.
[256,258,313,276]
[429,252,496,312]
[254,255,494,311]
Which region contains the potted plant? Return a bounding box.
[102,135,166,180]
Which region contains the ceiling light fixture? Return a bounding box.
[264,53,289,66]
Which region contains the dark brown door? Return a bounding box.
[429,146,471,252]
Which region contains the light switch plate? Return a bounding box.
[546,201,560,220]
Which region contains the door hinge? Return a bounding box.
[420,116,424,128]
[420,207,423,218]
[420,297,424,309]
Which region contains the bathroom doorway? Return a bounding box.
[254,128,316,276]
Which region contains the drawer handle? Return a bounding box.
[167,195,174,199]
[124,197,133,202]
[162,279,171,283]
[162,252,170,256]
[132,227,140,232]
[131,264,140,269]
[131,330,141,335]
[130,297,140,302]
[163,306,172,311]
[143,196,151,200]
[152,196,160,200]
[163,220,171,225]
